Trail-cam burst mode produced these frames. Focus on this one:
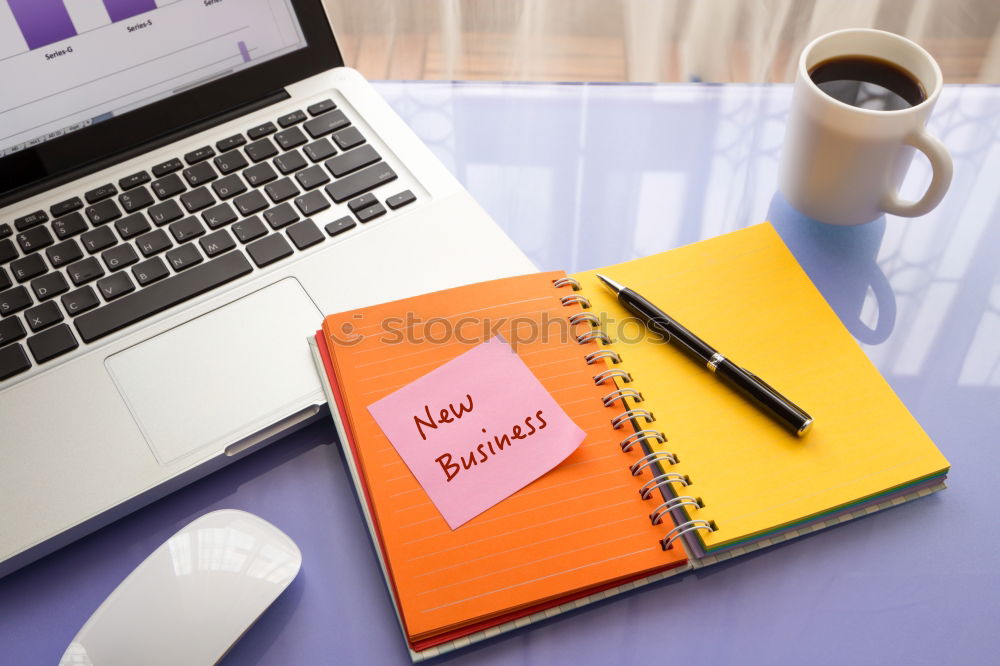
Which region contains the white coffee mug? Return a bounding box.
[779,29,953,226]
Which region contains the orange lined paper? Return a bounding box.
[322,272,687,644]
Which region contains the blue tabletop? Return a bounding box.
[2,81,997,665]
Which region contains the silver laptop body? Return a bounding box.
[0,0,534,577]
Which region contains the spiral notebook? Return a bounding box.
[309,223,949,661]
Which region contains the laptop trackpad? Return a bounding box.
[106,279,323,465]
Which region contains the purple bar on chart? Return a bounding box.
[102,0,158,23]
[238,41,251,63]
[8,0,78,51]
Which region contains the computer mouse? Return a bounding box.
[59,509,302,666]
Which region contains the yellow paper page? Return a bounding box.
[572,224,949,551]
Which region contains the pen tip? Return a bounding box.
[596,274,624,295]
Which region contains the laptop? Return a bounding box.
[0,0,535,577]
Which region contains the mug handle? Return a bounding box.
[880,128,953,218]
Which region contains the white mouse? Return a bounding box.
[59,509,302,666]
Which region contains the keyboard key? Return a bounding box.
[303,138,336,162]
[14,210,47,232]
[348,193,378,213]
[52,211,88,239]
[11,253,47,282]
[115,213,151,240]
[211,174,247,200]
[275,127,307,151]
[86,198,122,226]
[50,197,83,217]
[278,109,307,127]
[0,268,8,291]
[182,161,217,187]
[74,251,253,343]
[0,343,31,380]
[132,256,169,286]
[295,164,330,191]
[102,243,139,271]
[243,162,278,187]
[307,99,336,116]
[326,145,380,178]
[119,171,150,191]
[165,243,203,271]
[180,186,215,213]
[0,286,32,316]
[80,226,117,254]
[25,301,63,331]
[202,203,238,229]
[247,233,293,267]
[46,239,83,268]
[304,110,349,138]
[247,121,277,140]
[234,190,268,216]
[232,216,268,243]
[325,162,397,203]
[286,219,324,250]
[119,186,155,213]
[0,223,10,239]
[147,199,184,226]
[151,173,186,200]
[386,190,417,210]
[216,134,246,152]
[31,272,68,301]
[96,272,135,301]
[151,157,183,177]
[263,203,299,229]
[324,216,356,237]
[67,257,104,286]
[0,240,16,264]
[293,190,330,216]
[355,202,386,223]
[264,178,299,203]
[0,316,25,346]
[274,150,307,174]
[62,286,99,316]
[84,183,117,204]
[27,323,78,363]
[214,150,248,175]
[199,229,236,257]
[169,217,206,243]
[17,226,54,253]
[184,146,215,164]
[332,126,365,151]
[135,229,172,257]
[245,138,278,163]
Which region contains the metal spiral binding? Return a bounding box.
[569,312,600,326]
[618,429,665,452]
[553,277,581,290]
[660,520,714,551]
[586,349,621,365]
[602,387,643,407]
[554,276,710,551]
[649,496,701,526]
[611,409,654,429]
[578,330,612,345]
[639,473,688,500]
[629,451,676,475]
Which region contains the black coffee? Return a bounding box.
[809,55,926,111]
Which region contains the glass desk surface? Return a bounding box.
[1,81,997,665]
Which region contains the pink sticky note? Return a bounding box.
[367,336,586,529]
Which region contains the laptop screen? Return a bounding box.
[1,0,307,157]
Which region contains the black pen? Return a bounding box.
[596,274,813,437]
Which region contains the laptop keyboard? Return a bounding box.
[0,99,416,382]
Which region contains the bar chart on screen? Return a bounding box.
[0,0,304,155]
